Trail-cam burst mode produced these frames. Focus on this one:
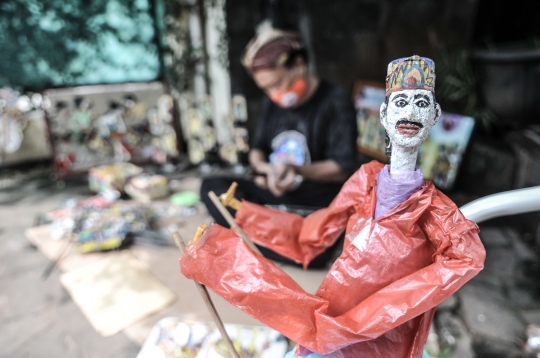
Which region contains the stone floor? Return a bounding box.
[0,177,141,358]
[1,171,539,358]
[439,227,540,358]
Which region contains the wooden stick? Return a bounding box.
[42,234,74,279]
[172,232,241,358]
[208,191,261,255]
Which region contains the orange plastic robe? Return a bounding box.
[180,161,486,358]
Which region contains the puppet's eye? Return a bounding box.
[415,100,428,108]
[395,100,407,107]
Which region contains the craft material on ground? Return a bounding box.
[44,194,203,252]
[47,200,148,253]
[44,195,115,230]
[171,191,200,207]
[45,195,121,244]
[73,202,148,253]
[89,162,143,193]
[136,317,289,358]
[125,174,169,201]
[147,201,199,230]
[60,251,176,337]
[25,225,105,273]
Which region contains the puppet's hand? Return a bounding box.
[219,182,242,210]
[193,224,208,242]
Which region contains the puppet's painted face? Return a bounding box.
[380,89,441,150]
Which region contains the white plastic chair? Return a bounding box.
[460,186,540,223]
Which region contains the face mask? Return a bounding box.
[270,77,308,108]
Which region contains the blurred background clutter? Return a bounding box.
[2,0,540,357]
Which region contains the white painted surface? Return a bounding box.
[205,0,231,144]
[379,89,441,174]
[460,186,540,223]
[189,11,207,99]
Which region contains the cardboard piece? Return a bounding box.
[59,251,176,337]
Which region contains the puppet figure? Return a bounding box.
[69,96,93,142]
[180,56,486,358]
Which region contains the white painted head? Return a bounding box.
[380,55,441,173]
[380,89,441,151]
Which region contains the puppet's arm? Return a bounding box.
[232,162,382,267]
[180,198,485,355]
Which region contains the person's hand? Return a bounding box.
[253,162,272,190]
[253,162,299,197]
[254,175,267,189]
[255,163,286,197]
[273,163,298,193]
[266,164,286,197]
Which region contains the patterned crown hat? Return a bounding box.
[385,55,435,95]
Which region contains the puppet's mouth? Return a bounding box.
[396,120,423,135]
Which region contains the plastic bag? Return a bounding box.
[374,164,423,219]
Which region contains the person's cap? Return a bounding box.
[241,29,304,74]
[385,55,435,95]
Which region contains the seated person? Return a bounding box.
[201,29,358,266]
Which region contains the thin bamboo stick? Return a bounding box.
[207,190,261,255]
[172,231,240,358]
